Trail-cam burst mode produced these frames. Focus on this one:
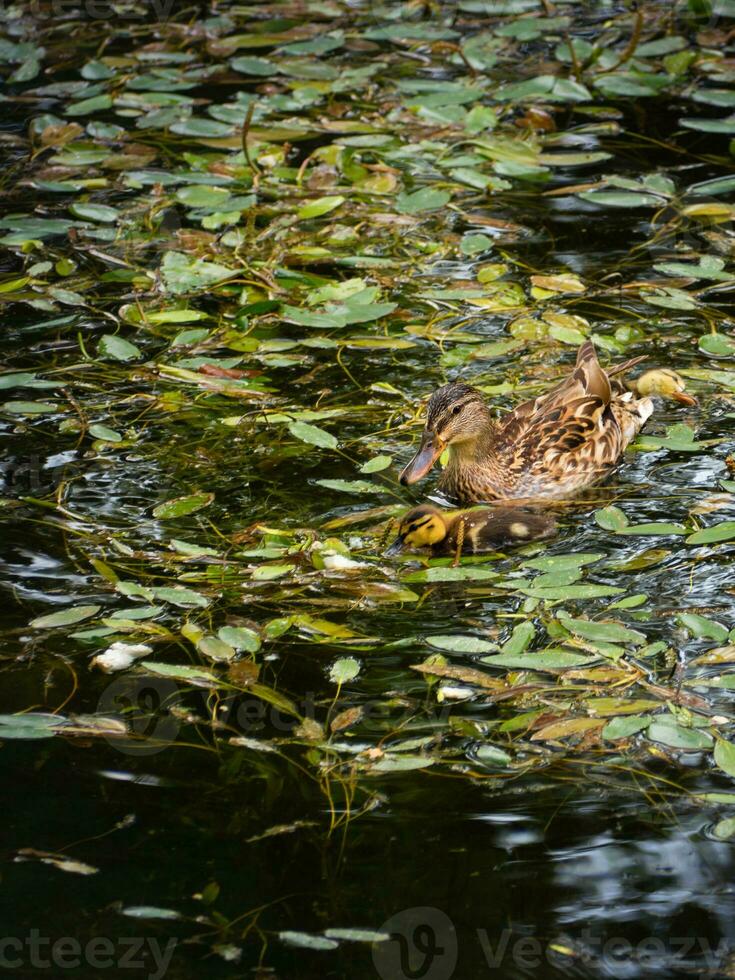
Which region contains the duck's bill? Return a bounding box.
[399,431,443,485]
[671,390,698,407]
[385,535,405,557]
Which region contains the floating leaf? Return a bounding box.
[218,626,261,653]
[602,716,650,740]
[426,635,496,654]
[402,567,498,583]
[279,933,338,952]
[198,635,236,662]
[139,662,218,684]
[700,334,735,358]
[531,717,605,741]
[121,906,180,920]
[3,400,60,415]
[558,616,646,647]
[98,335,141,362]
[638,424,708,454]
[686,522,735,545]
[473,744,512,767]
[314,479,380,494]
[618,523,687,536]
[153,493,214,519]
[151,587,209,608]
[713,817,735,840]
[395,188,451,214]
[715,738,735,779]
[69,203,119,223]
[324,929,390,943]
[594,506,629,531]
[481,650,597,670]
[0,714,64,740]
[371,755,434,772]
[647,721,713,750]
[30,605,101,628]
[687,174,735,195]
[578,191,663,208]
[514,585,624,600]
[288,421,338,450]
[89,423,122,442]
[678,614,729,642]
[160,251,238,295]
[360,455,392,473]
[500,622,535,656]
[251,564,293,581]
[329,657,360,684]
[297,196,345,220]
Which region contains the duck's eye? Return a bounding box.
[452,405,462,416]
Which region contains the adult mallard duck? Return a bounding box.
[399,341,693,505]
[386,504,556,561]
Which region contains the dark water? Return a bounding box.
[2,2,735,979]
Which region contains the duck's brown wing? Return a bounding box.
[497,342,609,441]
[495,341,627,480]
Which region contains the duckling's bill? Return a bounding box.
[670,389,697,406]
[385,534,406,557]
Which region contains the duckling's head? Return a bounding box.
[633,369,697,406]
[399,383,490,485]
[385,504,448,555]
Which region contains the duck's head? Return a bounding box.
[399,383,490,485]
[385,504,448,556]
[633,369,697,406]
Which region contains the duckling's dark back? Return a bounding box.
[442,508,555,554]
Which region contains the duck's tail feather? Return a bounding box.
[607,354,647,378]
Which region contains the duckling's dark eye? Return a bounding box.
[452,405,462,416]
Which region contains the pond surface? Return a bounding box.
[2,1,735,977]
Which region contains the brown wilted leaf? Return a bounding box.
[293,718,325,741]
[411,662,506,691]
[40,123,83,148]
[228,661,260,687]
[198,364,260,380]
[15,849,98,875]
[330,706,363,733]
[531,718,605,741]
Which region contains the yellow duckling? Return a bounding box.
[386,504,556,561]
[629,368,697,406]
